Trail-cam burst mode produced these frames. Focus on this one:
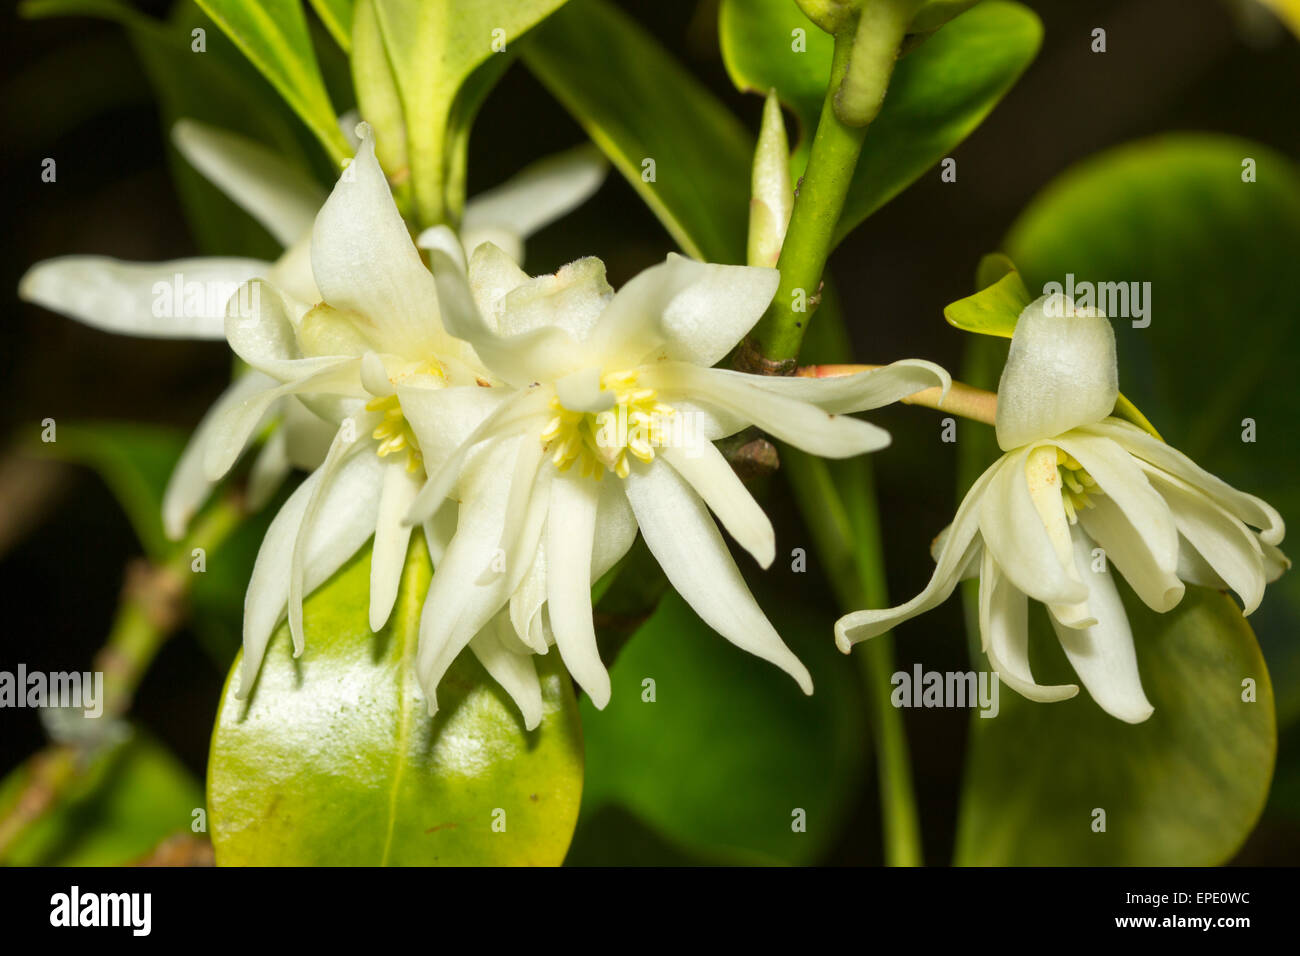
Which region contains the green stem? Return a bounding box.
[0,493,245,861]
[783,449,923,865]
[744,30,866,367]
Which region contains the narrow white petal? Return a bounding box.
[995,293,1118,450]
[468,617,544,731]
[978,446,1089,608]
[1090,419,1286,545]
[245,424,293,512]
[238,451,382,695]
[726,359,951,413]
[1049,526,1154,723]
[172,119,325,247]
[1055,431,1180,574]
[546,474,611,708]
[1147,470,1268,614]
[661,444,775,568]
[1078,494,1184,613]
[624,460,812,694]
[201,358,363,481]
[836,458,1000,649]
[648,363,891,458]
[369,463,422,631]
[980,549,1078,703]
[21,255,267,339]
[162,371,276,540]
[312,130,441,356]
[461,143,607,244]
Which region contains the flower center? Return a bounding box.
[365,393,423,473]
[1056,447,1101,524]
[540,369,675,479]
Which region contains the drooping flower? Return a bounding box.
[396,225,951,719]
[835,294,1288,723]
[19,119,606,539]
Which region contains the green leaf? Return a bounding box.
[371,0,570,228]
[308,0,354,51]
[719,1,1039,241]
[30,422,186,563]
[719,0,834,171]
[835,1,1040,242]
[193,0,353,163]
[0,731,203,866]
[524,0,754,264]
[942,254,1031,338]
[574,590,867,865]
[1004,134,1300,726]
[208,535,584,865]
[955,586,1276,865]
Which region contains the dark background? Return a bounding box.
[2,0,1298,864]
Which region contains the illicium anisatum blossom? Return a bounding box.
[398,225,951,720]
[836,294,1288,722]
[19,119,606,540]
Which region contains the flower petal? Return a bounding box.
[172,119,325,248]
[162,371,277,540]
[459,143,607,254]
[369,462,422,631]
[980,549,1078,703]
[20,256,267,339]
[980,446,1090,609]
[245,422,293,513]
[546,474,611,708]
[995,294,1118,451]
[591,254,779,369]
[648,363,891,458]
[1048,526,1154,723]
[1146,469,1269,614]
[1077,494,1184,613]
[311,130,442,356]
[1089,419,1285,545]
[661,443,775,568]
[624,459,812,694]
[468,616,544,731]
[736,359,951,413]
[238,449,383,696]
[836,458,1000,649]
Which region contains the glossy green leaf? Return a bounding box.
[370,0,569,228]
[209,536,584,865]
[719,1,1039,242]
[308,0,354,51]
[834,1,1040,242]
[193,0,353,163]
[955,586,1275,866]
[524,0,754,264]
[719,0,833,171]
[573,590,867,865]
[1004,134,1300,726]
[942,255,1030,338]
[0,731,203,866]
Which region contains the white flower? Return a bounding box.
[202,126,607,726]
[835,294,1288,723]
[19,119,606,539]
[396,225,951,723]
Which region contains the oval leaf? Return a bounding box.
[208,537,584,865]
